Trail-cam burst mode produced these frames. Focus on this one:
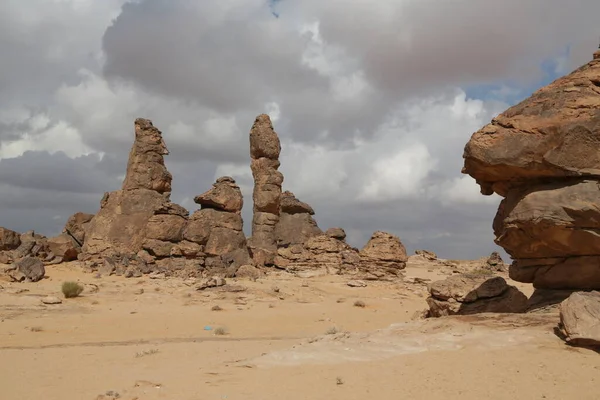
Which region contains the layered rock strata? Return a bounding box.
[359,231,407,277]
[462,50,600,289]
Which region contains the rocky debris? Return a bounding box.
[0,227,21,251]
[325,227,346,241]
[63,212,94,246]
[41,296,62,305]
[248,114,283,266]
[7,257,45,282]
[275,191,322,247]
[196,276,226,290]
[559,291,600,346]
[8,231,57,265]
[359,231,407,277]
[462,51,600,290]
[426,274,528,317]
[415,250,437,261]
[184,177,250,274]
[274,234,360,273]
[235,264,264,280]
[485,251,506,272]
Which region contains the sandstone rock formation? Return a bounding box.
[248,114,283,266]
[63,212,94,246]
[426,274,528,317]
[0,227,21,251]
[359,231,407,277]
[82,119,186,260]
[462,50,600,290]
[559,291,600,346]
[275,191,322,247]
[184,177,250,275]
[7,257,45,282]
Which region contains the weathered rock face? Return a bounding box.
[359,231,407,276]
[274,233,360,274]
[63,212,94,246]
[462,51,600,290]
[47,234,80,262]
[0,227,21,251]
[8,257,46,282]
[249,114,283,265]
[426,274,528,317]
[275,191,322,247]
[82,119,186,260]
[325,227,346,241]
[185,177,250,273]
[559,291,600,347]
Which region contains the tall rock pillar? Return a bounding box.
[248,114,283,266]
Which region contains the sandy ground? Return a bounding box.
[1,260,598,400]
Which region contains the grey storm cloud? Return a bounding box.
[0,0,599,258]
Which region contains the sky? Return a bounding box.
[0,0,599,260]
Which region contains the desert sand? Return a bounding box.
[1,259,599,400]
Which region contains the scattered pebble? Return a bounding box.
[41,296,62,305]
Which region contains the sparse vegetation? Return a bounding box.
[214,327,228,336]
[326,326,339,335]
[29,326,43,332]
[470,268,494,276]
[61,281,84,298]
[211,305,223,311]
[135,348,159,358]
[353,300,366,308]
[336,377,344,385]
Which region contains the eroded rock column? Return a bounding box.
[248,114,283,266]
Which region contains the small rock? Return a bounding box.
[133,288,144,295]
[196,276,226,291]
[41,296,62,305]
[347,280,367,287]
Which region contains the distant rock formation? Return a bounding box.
[426,274,528,317]
[359,231,407,278]
[275,191,322,248]
[462,50,600,290]
[82,119,185,260]
[248,114,283,266]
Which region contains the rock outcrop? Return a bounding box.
[248,114,283,266]
[275,191,322,247]
[426,274,528,317]
[184,177,250,275]
[7,257,46,282]
[82,119,186,260]
[462,50,600,290]
[63,212,94,246]
[559,291,600,346]
[359,231,407,277]
[0,227,21,251]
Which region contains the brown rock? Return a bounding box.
[194,176,243,213]
[63,212,94,245]
[325,227,346,241]
[359,231,407,276]
[415,249,437,260]
[462,52,600,290]
[249,115,283,263]
[47,234,80,262]
[10,257,45,282]
[275,191,322,247]
[122,118,172,193]
[427,274,528,317]
[0,227,21,251]
[559,291,600,346]
[235,264,264,280]
[145,214,187,242]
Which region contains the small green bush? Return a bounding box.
[62,281,84,298]
[214,327,228,336]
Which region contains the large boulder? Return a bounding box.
[9,257,45,282]
[426,274,528,317]
[0,227,21,251]
[47,234,80,262]
[275,191,322,247]
[194,176,243,213]
[462,50,600,290]
[559,291,600,347]
[359,231,407,276]
[63,212,94,245]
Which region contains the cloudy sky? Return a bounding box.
[1,0,598,259]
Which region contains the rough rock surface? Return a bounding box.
[63,212,94,246]
[275,191,322,247]
[559,291,600,346]
[325,227,346,241]
[359,231,407,276]
[9,257,46,282]
[427,274,528,317]
[0,227,21,251]
[485,251,506,272]
[82,119,187,260]
[248,114,283,266]
[462,51,600,290]
[274,234,360,273]
[47,234,80,262]
[185,177,250,274]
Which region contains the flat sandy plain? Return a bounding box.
[1,258,599,400]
